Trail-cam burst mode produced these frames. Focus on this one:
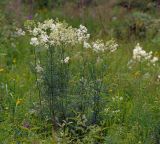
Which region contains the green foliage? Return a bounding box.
[58,112,106,143]
[109,12,155,39]
[0,0,160,143]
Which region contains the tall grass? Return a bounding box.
[0,1,160,143]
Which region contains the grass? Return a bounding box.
[0,1,160,143]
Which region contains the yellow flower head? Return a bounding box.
[134,71,141,78]
[154,51,160,57]
[0,68,4,72]
[13,58,16,64]
[16,99,23,106]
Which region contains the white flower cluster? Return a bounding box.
[112,96,123,102]
[105,107,121,115]
[61,56,70,64]
[83,39,118,53]
[35,60,44,73]
[15,28,25,36]
[157,75,160,82]
[76,25,90,42]
[28,19,90,48]
[132,43,158,65]
[92,40,105,52]
[35,60,44,83]
[27,19,118,53]
[92,39,118,53]
[30,37,39,46]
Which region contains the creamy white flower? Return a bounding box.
[92,40,105,52]
[157,75,160,82]
[32,28,40,36]
[76,24,90,42]
[64,57,70,64]
[131,43,159,65]
[30,37,39,46]
[35,64,43,73]
[50,24,56,30]
[38,19,55,30]
[83,41,91,49]
[112,109,120,114]
[26,19,118,53]
[92,39,118,53]
[133,43,144,61]
[16,28,25,36]
[40,34,49,43]
[150,57,158,64]
[105,40,118,52]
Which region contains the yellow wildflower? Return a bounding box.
[13,58,16,64]
[0,68,4,72]
[16,99,23,106]
[134,71,141,78]
[154,51,160,57]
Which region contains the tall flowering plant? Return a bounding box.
[24,19,118,129]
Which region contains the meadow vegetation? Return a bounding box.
[0,0,160,143]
